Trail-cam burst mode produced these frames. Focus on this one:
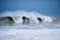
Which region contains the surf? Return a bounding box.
[0,10,53,24]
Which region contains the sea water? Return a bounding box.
[0,10,60,40]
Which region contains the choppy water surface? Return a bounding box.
[0,10,60,40]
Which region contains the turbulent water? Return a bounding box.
[0,10,60,29]
[0,10,60,40]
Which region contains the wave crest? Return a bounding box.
[0,10,53,24]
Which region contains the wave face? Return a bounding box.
[0,10,60,29]
[0,10,60,40]
[0,10,53,23]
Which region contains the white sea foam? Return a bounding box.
[0,10,53,24]
[0,10,60,40]
[0,10,60,29]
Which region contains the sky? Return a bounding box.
[0,0,60,16]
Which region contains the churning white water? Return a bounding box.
[0,10,60,40]
[0,10,60,28]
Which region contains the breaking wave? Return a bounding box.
[0,10,53,23]
[0,10,60,29]
[0,10,60,40]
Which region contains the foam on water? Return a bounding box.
[0,10,60,29]
[0,10,60,40]
[0,10,53,24]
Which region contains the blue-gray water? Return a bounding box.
[0,0,60,16]
[0,0,60,40]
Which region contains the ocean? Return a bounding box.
[0,10,60,40]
